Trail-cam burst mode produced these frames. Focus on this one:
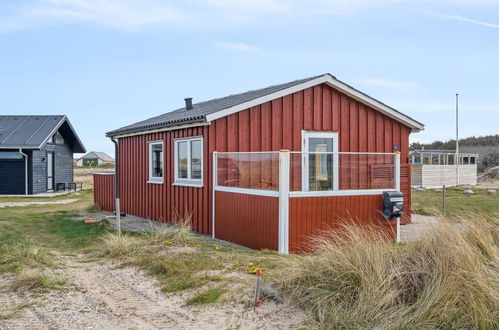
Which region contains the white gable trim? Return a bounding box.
[205,74,424,132]
[112,122,210,139]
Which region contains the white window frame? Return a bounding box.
[174,136,203,187]
[148,140,164,184]
[301,131,339,191]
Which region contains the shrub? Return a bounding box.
[276,217,498,329]
[147,213,197,246]
[9,269,67,292]
[0,244,55,273]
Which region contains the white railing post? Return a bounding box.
[395,152,401,192]
[212,151,217,239]
[278,150,290,254]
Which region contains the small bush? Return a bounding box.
[9,269,67,293]
[98,232,144,259]
[185,288,225,306]
[276,217,499,329]
[0,244,55,273]
[147,214,197,246]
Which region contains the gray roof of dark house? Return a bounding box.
[0,115,86,153]
[107,73,424,137]
[106,75,324,137]
[79,151,114,161]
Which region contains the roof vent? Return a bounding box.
[184,98,193,110]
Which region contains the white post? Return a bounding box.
[212,151,217,239]
[396,217,401,243]
[19,149,28,195]
[278,150,290,254]
[395,152,401,191]
[115,197,121,236]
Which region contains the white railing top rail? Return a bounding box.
[216,151,398,155]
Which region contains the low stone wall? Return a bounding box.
[411,165,477,188]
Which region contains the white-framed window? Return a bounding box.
[148,140,164,184]
[302,131,339,191]
[174,136,203,187]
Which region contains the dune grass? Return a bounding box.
[8,268,67,293]
[275,216,498,329]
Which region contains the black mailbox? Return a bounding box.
[383,191,404,219]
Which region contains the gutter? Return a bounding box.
[18,148,28,195]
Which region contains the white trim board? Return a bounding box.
[112,122,210,139]
[289,189,396,197]
[206,74,424,132]
[213,186,279,197]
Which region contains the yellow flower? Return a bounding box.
[165,240,174,245]
[247,262,254,266]
[248,268,263,275]
[217,276,225,281]
[214,246,221,251]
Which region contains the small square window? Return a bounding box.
[148,141,164,183]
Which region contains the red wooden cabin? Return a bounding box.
[95,74,424,253]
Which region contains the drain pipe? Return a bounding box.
[110,137,121,236]
[19,148,28,195]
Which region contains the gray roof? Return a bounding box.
[0,115,85,153]
[107,73,424,137]
[79,151,114,161]
[107,74,324,136]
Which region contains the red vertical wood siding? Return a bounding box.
[215,191,278,250]
[112,82,413,243]
[93,173,115,212]
[289,195,396,253]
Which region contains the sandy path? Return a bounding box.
[0,199,78,208]
[0,256,303,330]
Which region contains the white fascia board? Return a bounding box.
[205,74,424,132]
[112,122,210,139]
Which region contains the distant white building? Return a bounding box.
[410,150,478,188]
[76,151,114,167]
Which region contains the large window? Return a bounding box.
[148,141,164,183]
[174,137,203,186]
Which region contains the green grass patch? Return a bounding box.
[185,288,225,306]
[412,187,499,219]
[162,279,200,293]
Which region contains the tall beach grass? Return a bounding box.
[276,216,498,329]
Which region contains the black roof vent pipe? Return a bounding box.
[184,98,193,110]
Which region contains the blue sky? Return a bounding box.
[1,0,498,156]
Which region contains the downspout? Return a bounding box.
[19,148,28,195]
[110,137,121,236]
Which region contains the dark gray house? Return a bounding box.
[0,115,85,195]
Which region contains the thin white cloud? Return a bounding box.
[429,10,499,29]
[2,0,499,33]
[0,0,185,32]
[357,77,422,89]
[217,41,263,53]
